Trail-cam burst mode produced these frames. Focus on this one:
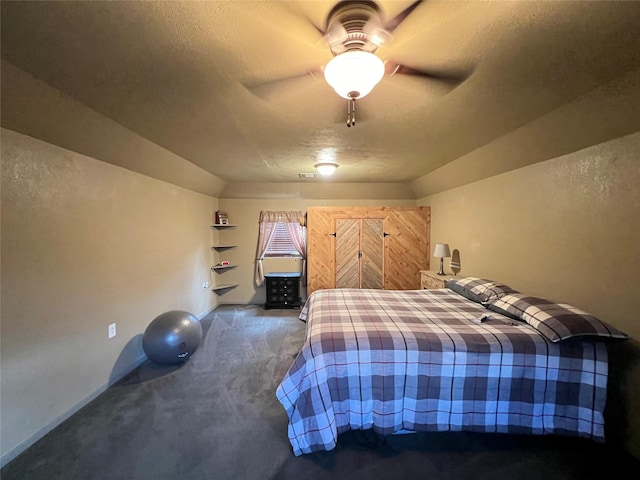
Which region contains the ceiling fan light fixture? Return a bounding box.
[315,162,339,176]
[324,51,384,99]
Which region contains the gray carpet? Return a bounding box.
[2,305,638,479]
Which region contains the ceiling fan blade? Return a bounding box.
[347,78,452,127]
[243,69,323,101]
[363,20,393,48]
[384,1,423,33]
[385,60,471,91]
[244,78,345,131]
[318,23,346,50]
[265,2,328,48]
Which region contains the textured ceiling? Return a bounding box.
[2,1,640,191]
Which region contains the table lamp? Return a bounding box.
[433,243,451,276]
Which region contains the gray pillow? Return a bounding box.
[445,277,518,305]
[488,294,629,342]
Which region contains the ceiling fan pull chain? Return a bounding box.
[346,99,352,127]
[346,98,356,127]
[351,98,356,127]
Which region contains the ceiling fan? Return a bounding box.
[248,1,469,127]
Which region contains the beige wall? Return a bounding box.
[1,59,226,197]
[419,131,640,457]
[215,198,417,305]
[420,132,640,338]
[3,121,639,463]
[219,182,416,200]
[0,129,218,463]
[410,68,640,197]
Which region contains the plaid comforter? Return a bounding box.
[276,288,608,456]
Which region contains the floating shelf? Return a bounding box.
[212,245,237,250]
[211,284,238,293]
[212,265,237,271]
[211,221,237,294]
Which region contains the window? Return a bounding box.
[264,222,301,257]
[255,210,306,286]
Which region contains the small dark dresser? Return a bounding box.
[264,272,301,309]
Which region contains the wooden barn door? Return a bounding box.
[335,219,360,288]
[306,206,430,295]
[335,218,384,289]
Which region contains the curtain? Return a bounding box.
[284,221,307,283]
[258,210,304,223]
[254,210,305,286]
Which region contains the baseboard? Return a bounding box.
[1,307,216,468]
[197,305,217,320]
[0,353,147,469]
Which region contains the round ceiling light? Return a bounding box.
[324,51,385,99]
[315,163,339,176]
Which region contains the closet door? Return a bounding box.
[306,206,430,295]
[361,219,384,289]
[335,218,384,289]
[335,219,360,288]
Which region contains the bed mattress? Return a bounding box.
[276,288,607,456]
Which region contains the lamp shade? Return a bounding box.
[315,162,338,176]
[433,243,451,258]
[324,51,385,99]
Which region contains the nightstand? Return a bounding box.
[264,272,301,309]
[420,270,456,289]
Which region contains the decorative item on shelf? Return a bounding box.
[220,261,229,266]
[433,243,451,276]
[215,210,229,225]
[450,249,461,276]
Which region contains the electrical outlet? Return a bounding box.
[108,323,116,339]
[202,281,209,290]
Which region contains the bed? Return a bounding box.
[276,280,628,456]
